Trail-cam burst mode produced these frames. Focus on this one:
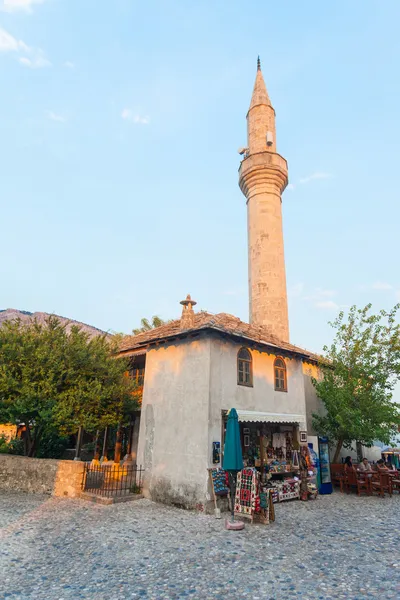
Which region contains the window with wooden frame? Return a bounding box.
[274,357,287,392]
[129,354,146,387]
[237,347,253,386]
[131,367,145,387]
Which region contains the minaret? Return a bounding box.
[239,57,289,341]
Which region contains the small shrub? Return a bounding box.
[36,431,70,459]
[0,434,24,455]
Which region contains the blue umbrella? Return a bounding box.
[223,408,243,521]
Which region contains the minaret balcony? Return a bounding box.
[239,151,288,195]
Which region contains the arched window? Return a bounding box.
[237,347,252,386]
[274,357,287,392]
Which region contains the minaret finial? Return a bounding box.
[257,56,261,71]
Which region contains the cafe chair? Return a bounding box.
[390,472,400,494]
[346,470,369,496]
[370,472,392,498]
[331,467,345,493]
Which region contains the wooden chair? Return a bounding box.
[346,469,369,496]
[389,472,400,494]
[355,472,370,496]
[331,467,346,493]
[371,472,392,497]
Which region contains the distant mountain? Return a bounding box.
[0,308,108,338]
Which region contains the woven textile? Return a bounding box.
[253,489,275,525]
[210,468,229,496]
[270,488,279,504]
[234,468,259,517]
[270,479,300,503]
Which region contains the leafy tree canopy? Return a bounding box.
[0,316,138,457]
[132,315,168,335]
[312,304,400,462]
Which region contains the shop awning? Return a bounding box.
[234,410,306,428]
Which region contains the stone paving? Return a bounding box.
[1,491,399,600]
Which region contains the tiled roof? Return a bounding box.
[119,312,319,362]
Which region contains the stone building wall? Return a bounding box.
[209,337,307,421]
[136,333,309,511]
[136,337,212,510]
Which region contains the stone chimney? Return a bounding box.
[180,294,197,329]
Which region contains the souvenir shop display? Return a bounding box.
[299,445,318,501]
[234,467,275,524]
[234,421,319,505]
[269,478,300,502]
[209,467,229,495]
[243,425,299,473]
[208,467,230,518]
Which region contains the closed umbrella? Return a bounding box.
[223,408,243,523]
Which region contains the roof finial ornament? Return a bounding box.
[180,294,197,330]
[257,55,261,71]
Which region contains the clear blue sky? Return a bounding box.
[1,0,400,358]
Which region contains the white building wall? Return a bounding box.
[136,337,211,509]
[209,336,307,416]
[137,334,309,509]
[302,362,325,435]
[208,337,308,469]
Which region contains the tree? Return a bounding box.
[312,304,400,463]
[132,315,167,335]
[0,317,138,457]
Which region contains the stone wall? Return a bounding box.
[0,454,85,497]
[136,337,212,509]
[53,459,86,498]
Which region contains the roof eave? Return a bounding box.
[118,325,316,362]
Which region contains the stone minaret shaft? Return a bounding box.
[239,58,289,341]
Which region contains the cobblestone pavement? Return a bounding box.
[1,491,400,600]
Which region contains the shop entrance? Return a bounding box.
[240,422,299,472]
[221,410,306,504]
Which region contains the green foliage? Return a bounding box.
[0,316,138,457]
[0,434,24,455]
[132,316,167,335]
[35,430,70,459]
[312,304,400,462]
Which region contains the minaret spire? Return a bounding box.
[249,56,271,112]
[239,59,289,341]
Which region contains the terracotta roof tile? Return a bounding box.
[119,312,319,362]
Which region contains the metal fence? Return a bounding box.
[82,463,144,498]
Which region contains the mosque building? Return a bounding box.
[119,59,321,508]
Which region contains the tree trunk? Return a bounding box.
[124,419,134,463]
[114,423,122,464]
[356,441,363,463]
[28,427,42,458]
[93,430,100,461]
[24,426,32,457]
[100,427,109,462]
[332,438,344,464]
[74,426,84,461]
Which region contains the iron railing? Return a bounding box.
[82,463,144,497]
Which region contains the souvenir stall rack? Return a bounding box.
[221,410,312,505]
[208,466,276,524]
[208,467,230,515]
[233,467,276,524]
